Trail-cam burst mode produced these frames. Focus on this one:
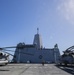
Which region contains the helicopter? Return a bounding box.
[59,46,74,66]
[0,43,34,66]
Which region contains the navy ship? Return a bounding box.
[12,28,60,63]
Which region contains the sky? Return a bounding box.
[0,0,74,55]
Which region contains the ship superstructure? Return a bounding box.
[12,29,60,63]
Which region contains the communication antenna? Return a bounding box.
[37,28,39,34]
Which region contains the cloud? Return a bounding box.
[57,0,74,24]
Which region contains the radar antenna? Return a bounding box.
[37,28,39,34]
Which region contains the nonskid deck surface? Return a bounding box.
[0,64,73,75]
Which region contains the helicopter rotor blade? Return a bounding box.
[0,46,17,50]
[2,50,14,56]
[0,45,34,56]
[3,49,15,52]
[3,49,34,56]
[2,46,16,49]
[0,44,35,50]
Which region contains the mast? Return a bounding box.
[33,28,43,49]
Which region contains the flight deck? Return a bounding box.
[0,64,73,75]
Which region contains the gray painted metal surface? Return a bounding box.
[0,64,72,75]
[13,47,60,63]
